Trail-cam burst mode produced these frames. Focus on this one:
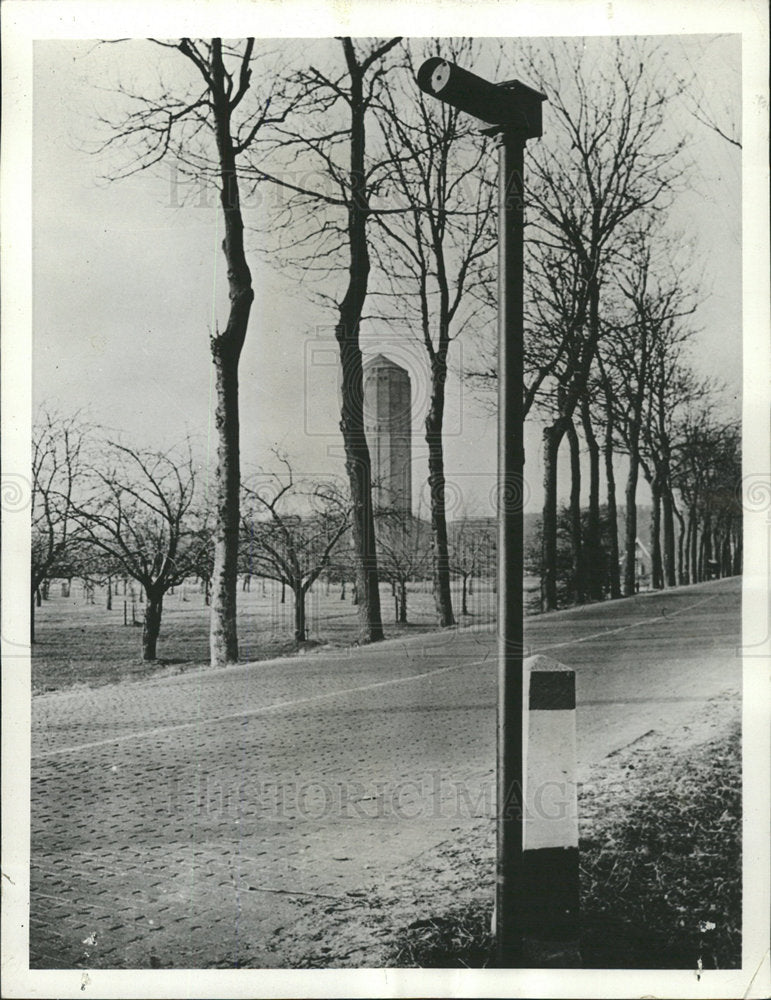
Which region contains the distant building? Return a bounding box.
[363,354,412,515]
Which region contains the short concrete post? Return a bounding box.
[521,653,580,966]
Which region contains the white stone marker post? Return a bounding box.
[521,653,580,965]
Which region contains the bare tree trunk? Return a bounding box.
[461,573,469,616]
[688,507,699,582]
[721,524,732,576]
[698,511,713,580]
[398,577,408,624]
[541,421,565,610]
[566,418,585,604]
[30,592,36,644]
[336,330,381,641]
[661,482,677,587]
[701,514,713,578]
[624,446,640,597]
[335,82,384,642]
[210,314,244,662]
[673,499,686,584]
[426,365,455,626]
[650,480,663,589]
[106,577,113,611]
[733,523,742,575]
[143,591,163,661]
[208,41,254,667]
[314,42,393,644]
[580,400,603,601]
[294,584,306,643]
[603,394,622,599]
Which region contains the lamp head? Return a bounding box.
[416,58,546,138]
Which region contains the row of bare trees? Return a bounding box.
[94,36,505,662]
[31,416,498,658]
[465,38,742,609]
[59,34,739,659]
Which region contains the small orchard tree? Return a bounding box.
[374,506,432,625]
[73,440,208,660]
[31,409,88,641]
[241,458,350,643]
[448,515,496,617]
[71,546,124,610]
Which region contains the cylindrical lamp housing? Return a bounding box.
[416,58,545,137]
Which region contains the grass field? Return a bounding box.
[32,575,528,693]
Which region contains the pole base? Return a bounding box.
[522,935,582,968]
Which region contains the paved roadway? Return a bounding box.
[29,577,741,968]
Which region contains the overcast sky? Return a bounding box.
[32,34,741,514]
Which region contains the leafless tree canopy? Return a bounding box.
[31,409,89,639]
[241,454,350,642]
[72,439,207,659]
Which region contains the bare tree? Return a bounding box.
[371,38,498,627]
[375,506,432,624]
[241,458,350,643]
[594,355,623,599]
[448,514,496,617]
[73,547,124,610]
[73,440,207,660]
[31,409,88,642]
[681,36,741,150]
[515,38,688,610]
[672,409,741,584]
[247,37,402,644]
[601,238,696,596]
[639,352,702,590]
[96,38,288,666]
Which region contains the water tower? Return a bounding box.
[363,354,412,516]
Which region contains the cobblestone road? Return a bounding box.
[29,578,741,968]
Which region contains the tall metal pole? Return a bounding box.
[496,128,526,967]
[414,58,545,968]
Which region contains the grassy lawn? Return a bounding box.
[32,576,506,694]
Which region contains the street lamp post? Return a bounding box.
[416,57,546,967]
